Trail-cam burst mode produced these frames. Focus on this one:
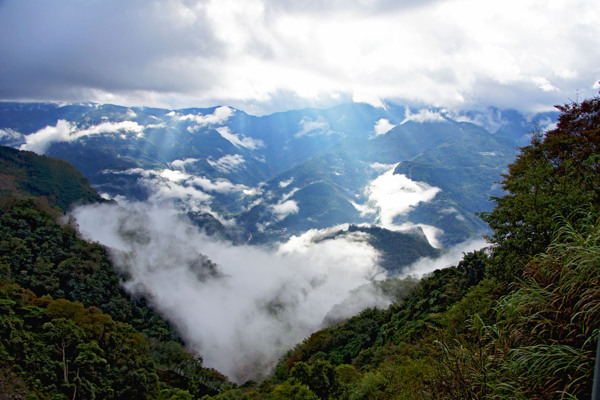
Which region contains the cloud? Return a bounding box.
[179,106,234,128]
[401,107,445,124]
[139,166,255,197]
[19,120,73,154]
[449,108,508,133]
[369,162,396,172]
[279,177,294,188]
[2,0,598,114]
[20,119,145,154]
[189,176,251,194]
[402,237,488,277]
[361,165,441,227]
[159,169,191,182]
[109,168,213,212]
[208,154,246,173]
[295,116,334,138]
[216,127,264,150]
[373,118,396,135]
[271,199,299,220]
[171,158,200,170]
[70,202,388,382]
[357,164,442,245]
[0,127,22,140]
[532,76,559,92]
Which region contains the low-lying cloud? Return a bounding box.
[71,202,389,382]
[21,119,145,154]
[373,118,396,135]
[403,237,489,277]
[207,154,246,173]
[174,106,234,127]
[401,107,446,124]
[361,164,441,231]
[270,199,300,221]
[216,126,264,150]
[295,116,335,138]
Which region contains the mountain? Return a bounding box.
[0,145,104,211]
[0,147,231,398]
[0,101,559,247]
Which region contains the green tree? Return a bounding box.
[481,95,600,280]
[43,318,83,384]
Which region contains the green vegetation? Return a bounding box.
[1,94,599,399]
[0,150,227,399]
[0,145,104,212]
[200,95,600,399]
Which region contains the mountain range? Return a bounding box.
[0,101,557,249]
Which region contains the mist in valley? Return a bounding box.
[72,199,486,382]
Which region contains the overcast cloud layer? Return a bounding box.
[1,0,599,114]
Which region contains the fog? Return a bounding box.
[71,200,486,382]
[71,202,389,382]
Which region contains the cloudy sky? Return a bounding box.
[1,0,599,114]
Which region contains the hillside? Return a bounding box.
[0,145,104,212]
[0,149,229,399]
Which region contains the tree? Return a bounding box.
[43,318,83,385]
[480,94,600,280]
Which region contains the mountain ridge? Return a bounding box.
[0,101,559,246]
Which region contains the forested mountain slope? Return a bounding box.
[0,145,104,212]
[0,150,228,399]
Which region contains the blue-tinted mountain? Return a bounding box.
[0,101,559,246]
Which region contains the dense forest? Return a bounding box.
[1,94,599,399]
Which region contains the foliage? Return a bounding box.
[0,145,104,212]
[480,95,600,280]
[0,198,171,340]
[0,164,228,398]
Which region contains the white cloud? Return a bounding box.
[449,108,508,133]
[20,120,74,153]
[208,154,246,173]
[216,127,264,150]
[402,238,488,277]
[2,0,599,113]
[295,116,334,138]
[281,187,299,202]
[398,223,444,248]
[20,119,145,154]
[142,178,212,212]
[71,202,387,382]
[279,177,294,188]
[159,169,191,182]
[532,76,559,92]
[369,162,396,172]
[189,176,250,194]
[179,106,234,127]
[401,107,446,124]
[171,158,200,170]
[538,117,558,132]
[361,164,441,230]
[373,118,396,135]
[271,199,299,220]
[0,128,22,140]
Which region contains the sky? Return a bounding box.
[1,0,599,115]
